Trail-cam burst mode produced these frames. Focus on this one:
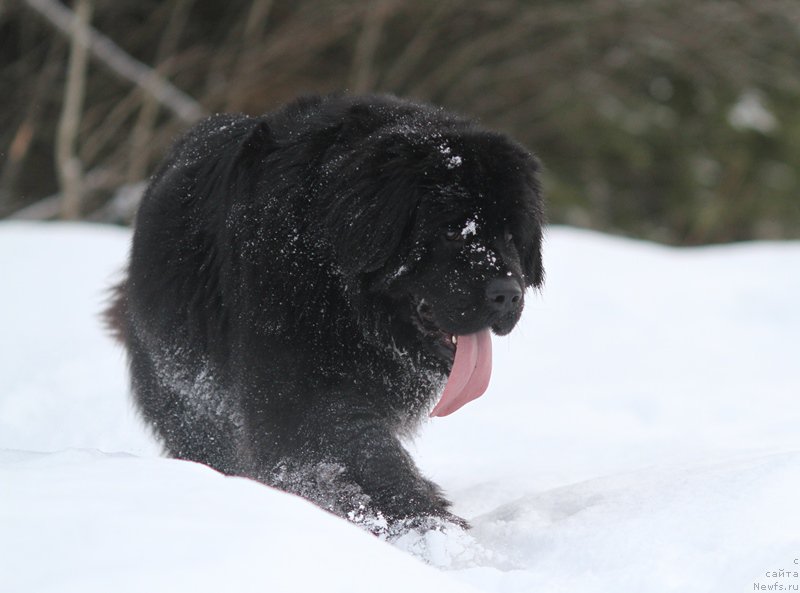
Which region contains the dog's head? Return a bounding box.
[323,116,544,416]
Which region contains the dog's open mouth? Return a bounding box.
[413,299,456,360]
[413,299,493,417]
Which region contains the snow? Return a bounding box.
[2,221,799,593]
[435,140,462,168]
[461,218,478,238]
[729,90,777,133]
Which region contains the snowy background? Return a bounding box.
[2,221,799,593]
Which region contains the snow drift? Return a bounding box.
[1,221,799,593]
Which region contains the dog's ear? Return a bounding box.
[237,121,273,165]
[520,160,546,289]
[323,169,418,278]
[190,119,274,207]
[522,227,545,288]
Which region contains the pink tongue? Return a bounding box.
[430,329,492,417]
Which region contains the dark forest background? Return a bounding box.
[2,0,799,244]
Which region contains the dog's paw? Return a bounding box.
[386,515,484,568]
[383,512,469,539]
[344,502,469,538]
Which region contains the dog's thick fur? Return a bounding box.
[107,94,544,532]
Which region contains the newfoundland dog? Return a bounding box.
[107,93,544,534]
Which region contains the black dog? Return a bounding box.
[107,94,544,533]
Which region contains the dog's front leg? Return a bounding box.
[285,400,469,533]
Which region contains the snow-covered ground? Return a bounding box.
[2,221,799,593]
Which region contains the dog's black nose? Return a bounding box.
[486,277,523,312]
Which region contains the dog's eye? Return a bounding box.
[445,229,463,242]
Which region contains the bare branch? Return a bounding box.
[126,0,194,182]
[56,0,91,220]
[8,168,117,221]
[0,40,64,216]
[79,82,144,165]
[221,0,275,111]
[243,0,275,43]
[7,195,62,221]
[349,0,395,93]
[88,181,146,223]
[381,2,453,91]
[22,0,205,124]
